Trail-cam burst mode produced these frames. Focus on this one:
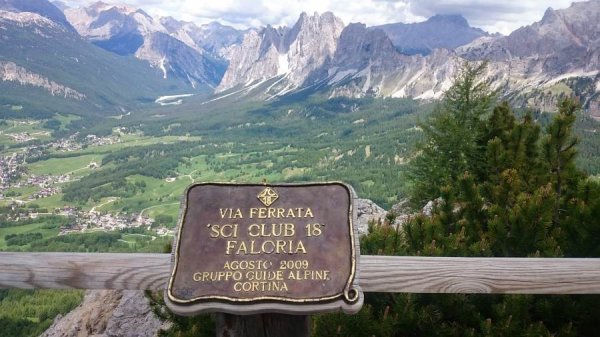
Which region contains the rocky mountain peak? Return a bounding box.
[216,11,344,93]
[7,0,597,115]
[261,24,287,53]
[296,11,339,25]
[51,0,68,11]
[160,15,183,31]
[332,23,398,70]
[540,7,558,24]
[0,0,73,30]
[89,1,108,9]
[463,0,600,67]
[291,11,343,33]
[428,14,469,26]
[158,16,244,57]
[91,1,110,9]
[61,2,227,88]
[373,13,487,56]
[286,11,344,81]
[84,1,121,16]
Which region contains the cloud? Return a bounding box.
[62,0,578,34]
[407,0,573,34]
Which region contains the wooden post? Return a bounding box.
[216,313,310,337]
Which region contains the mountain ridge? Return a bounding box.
[211,1,600,115]
[2,0,600,116]
[372,14,489,56]
[0,3,197,117]
[0,0,74,30]
[62,1,230,88]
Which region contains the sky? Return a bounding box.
[61,0,578,35]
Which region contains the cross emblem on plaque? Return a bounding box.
[257,187,279,207]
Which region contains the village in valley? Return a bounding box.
[0,121,175,239]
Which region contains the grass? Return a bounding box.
[0,120,53,147]
[20,194,65,210]
[0,221,61,249]
[70,146,297,221]
[28,154,102,176]
[120,233,155,247]
[0,289,84,337]
[54,114,81,130]
[179,151,289,183]
[545,82,573,96]
[143,204,181,225]
[5,185,39,198]
[98,175,188,216]
[71,134,202,156]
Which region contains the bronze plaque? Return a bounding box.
[166,182,361,314]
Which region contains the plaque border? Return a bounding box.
[166,181,358,305]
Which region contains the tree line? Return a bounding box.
[315,62,600,336]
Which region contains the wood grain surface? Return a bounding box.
[1,253,599,294]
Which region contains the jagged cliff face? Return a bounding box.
[217,29,280,92]
[216,2,600,112]
[5,0,600,112]
[0,10,83,99]
[325,23,456,99]
[457,1,600,110]
[460,1,600,71]
[0,60,85,99]
[63,2,227,88]
[373,14,488,56]
[0,0,73,30]
[215,12,460,100]
[160,18,245,58]
[216,12,345,94]
[285,12,345,86]
[0,1,199,114]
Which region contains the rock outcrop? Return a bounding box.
[355,198,387,236]
[160,18,245,58]
[0,0,74,30]
[325,23,457,99]
[373,14,488,56]
[41,290,166,337]
[62,2,230,88]
[216,12,345,94]
[214,11,459,100]
[213,1,600,114]
[0,60,85,100]
[355,198,418,236]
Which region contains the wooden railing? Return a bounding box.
[2,252,600,294]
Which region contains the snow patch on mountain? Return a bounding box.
[216,12,344,94]
[328,68,356,85]
[155,93,194,106]
[159,57,167,79]
[203,79,273,104]
[544,70,599,86]
[415,89,443,100]
[392,87,407,98]
[278,54,289,76]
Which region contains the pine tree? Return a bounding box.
[349,67,598,337]
[543,98,580,226]
[409,61,495,205]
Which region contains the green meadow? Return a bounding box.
[0,221,61,249]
